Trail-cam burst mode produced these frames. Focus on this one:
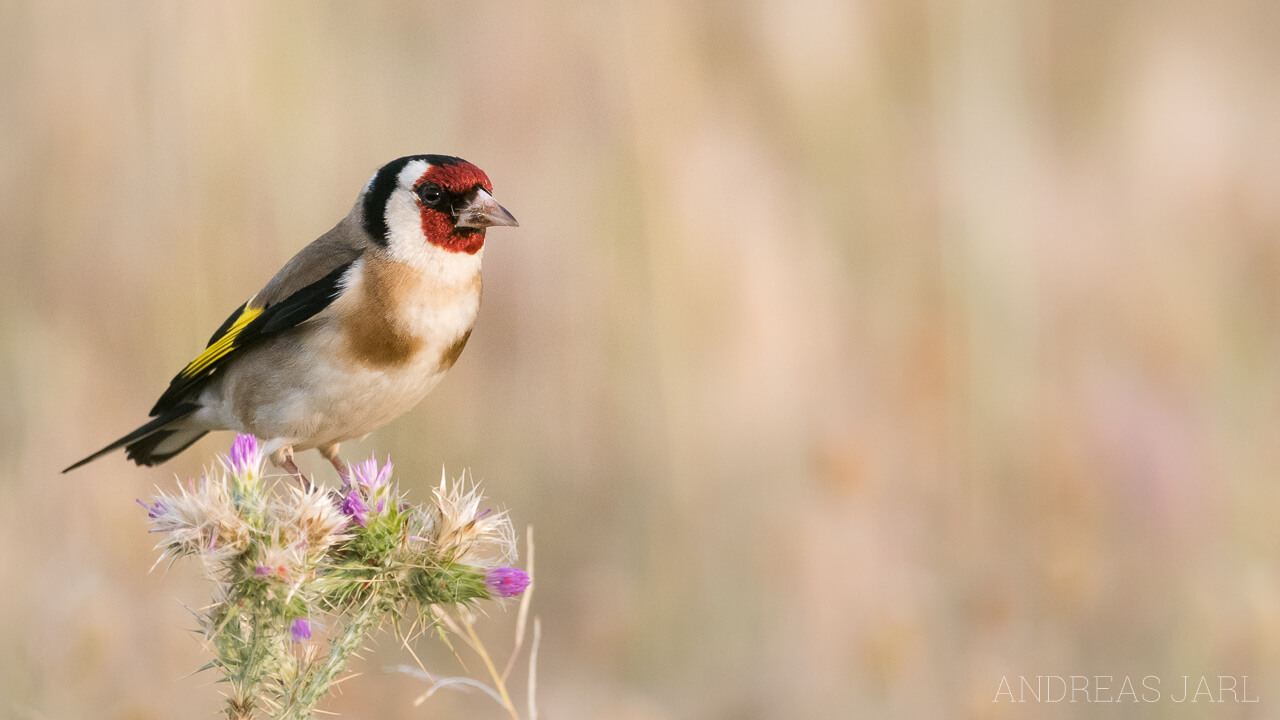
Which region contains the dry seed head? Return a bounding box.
[418,468,516,567]
[147,474,254,566]
[255,538,306,583]
[273,483,350,553]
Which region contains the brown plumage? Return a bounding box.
[343,254,429,369]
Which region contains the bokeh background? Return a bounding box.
[3,1,1280,718]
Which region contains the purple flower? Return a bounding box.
[290,618,311,642]
[485,567,531,598]
[255,565,271,578]
[339,490,369,526]
[135,498,165,519]
[228,434,261,475]
[350,455,393,491]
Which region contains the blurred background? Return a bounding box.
[3,0,1280,718]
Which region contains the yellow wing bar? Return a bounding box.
[178,302,264,379]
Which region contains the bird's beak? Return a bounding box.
[454,189,519,229]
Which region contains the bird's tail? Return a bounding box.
[63,403,206,472]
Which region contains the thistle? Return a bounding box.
[141,435,531,719]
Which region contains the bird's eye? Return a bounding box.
[417,183,444,206]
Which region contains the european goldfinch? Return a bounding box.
[65,155,518,480]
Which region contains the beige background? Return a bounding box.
[3,1,1280,718]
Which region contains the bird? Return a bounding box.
[65,154,518,481]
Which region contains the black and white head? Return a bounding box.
[360,155,518,263]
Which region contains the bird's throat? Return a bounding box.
[420,208,485,254]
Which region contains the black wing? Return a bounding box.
[149,261,355,416]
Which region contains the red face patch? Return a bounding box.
[413,161,493,254]
[418,161,492,195]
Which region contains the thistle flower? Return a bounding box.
[335,454,399,531]
[138,438,529,719]
[349,455,393,491]
[485,567,531,598]
[290,618,312,643]
[338,489,370,527]
[227,433,262,476]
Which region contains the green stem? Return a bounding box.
[223,608,261,719]
[222,598,280,720]
[279,600,386,720]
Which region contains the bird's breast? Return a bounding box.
[208,253,483,448]
[338,254,482,373]
[263,255,482,447]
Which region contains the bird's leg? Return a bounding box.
[282,457,312,491]
[319,442,346,479]
[270,445,312,491]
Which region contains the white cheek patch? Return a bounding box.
[385,189,484,279]
[373,158,432,259]
[381,159,432,257]
[381,160,484,280]
[383,187,439,267]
